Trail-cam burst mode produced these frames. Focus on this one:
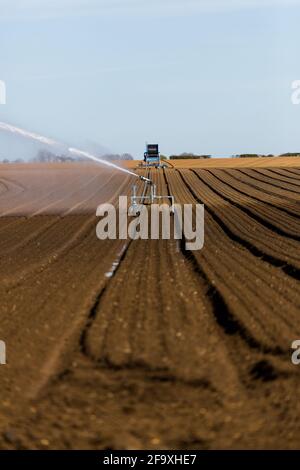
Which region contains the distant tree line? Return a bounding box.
[279,153,300,157]
[32,150,77,163]
[169,153,211,160]
[0,158,24,163]
[233,154,274,158]
[233,153,300,158]
[101,153,134,161]
[31,150,134,163]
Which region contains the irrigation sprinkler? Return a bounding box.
[138,175,153,184]
[129,177,175,216]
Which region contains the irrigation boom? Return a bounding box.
[139,175,153,184]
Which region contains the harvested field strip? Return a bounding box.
[156,156,300,169]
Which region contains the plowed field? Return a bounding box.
[0,162,299,450]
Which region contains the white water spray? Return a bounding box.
[68,147,137,178]
[0,121,58,146]
[0,121,138,179]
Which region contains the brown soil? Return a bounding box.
[0,162,299,450]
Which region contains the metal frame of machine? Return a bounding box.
[129,178,175,216]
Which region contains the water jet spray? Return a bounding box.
[0,122,181,202]
[0,121,140,180]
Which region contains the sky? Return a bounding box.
[0,0,300,159]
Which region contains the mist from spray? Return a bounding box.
[0,121,138,179]
[0,121,59,146]
[68,147,138,177]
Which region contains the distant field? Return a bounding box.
[124,156,300,169]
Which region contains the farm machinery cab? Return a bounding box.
[143,144,166,169]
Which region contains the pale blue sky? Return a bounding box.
[0,0,300,159]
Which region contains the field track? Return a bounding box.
[0,161,299,449]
